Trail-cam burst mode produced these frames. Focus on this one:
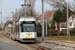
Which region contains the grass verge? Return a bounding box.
[37,36,75,41]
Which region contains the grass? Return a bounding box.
[46,36,68,41]
[37,36,75,41]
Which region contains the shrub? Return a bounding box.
[37,23,42,37]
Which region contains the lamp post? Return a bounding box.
[67,0,68,38]
[42,0,44,42]
[0,10,2,33]
[46,10,47,37]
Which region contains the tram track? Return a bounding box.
[56,41,75,48]
[0,33,7,38]
[3,33,52,50]
[60,41,75,44]
[3,33,75,50]
[1,33,29,50]
[25,44,51,50]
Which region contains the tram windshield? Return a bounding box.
[21,22,36,32]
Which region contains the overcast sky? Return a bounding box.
[0,0,75,23]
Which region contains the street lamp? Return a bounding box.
[42,0,44,42]
[46,10,47,37]
[0,9,2,33]
[67,0,68,38]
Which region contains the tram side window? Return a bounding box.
[21,26,23,32]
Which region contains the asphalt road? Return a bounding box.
[0,41,25,50]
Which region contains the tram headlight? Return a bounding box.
[31,37,33,38]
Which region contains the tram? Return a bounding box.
[11,17,37,42]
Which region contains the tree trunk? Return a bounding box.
[57,22,60,36]
[57,22,60,30]
[31,10,33,16]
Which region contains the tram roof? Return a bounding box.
[20,16,36,21]
[20,16,36,18]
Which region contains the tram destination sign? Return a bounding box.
[26,22,32,23]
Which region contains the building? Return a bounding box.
[38,10,55,27]
[60,14,75,31]
[4,20,13,34]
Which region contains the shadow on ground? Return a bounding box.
[18,40,42,44]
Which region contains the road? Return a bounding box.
[0,33,26,50]
[0,33,75,50]
[0,41,25,50]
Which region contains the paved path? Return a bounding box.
[0,33,26,50]
[44,40,75,50]
[1,33,75,50]
[0,41,25,50]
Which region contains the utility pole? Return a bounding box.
[24,0,26,16]
[16,9,19,21]
[42,0,44,42]
[22,5,25,15]
[0,9,3,33]
[21,0,31,17]
[1,12,2,27]
[46,10,47,37]
[16,9,17,21]
[1,12,2,33]
[67,0,68,38]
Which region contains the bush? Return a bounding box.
[37,23,42,37]
[47,29,58,36]
[51,21,56,29]
[61,29,67,36]
[70,28,75,36]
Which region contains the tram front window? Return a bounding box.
[21,24,35,32]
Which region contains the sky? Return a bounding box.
[0,0,74,23]
[0,0,51,23]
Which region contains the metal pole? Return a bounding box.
[16,9,19,21]
[46,10,47,37]
[69,24,70,41]
[1,13,2,24]
[12,12,14,21]
[67,0,68,38]
[24,0,26,16]
[10,24,11,40]
[22,6,25,15]
[42,0,44,42]
[16,9,17,21]
[1,12,3,33]
[0,9,3,33]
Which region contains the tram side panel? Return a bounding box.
[11,17,37,42]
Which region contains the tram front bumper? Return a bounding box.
[19,38,37,42]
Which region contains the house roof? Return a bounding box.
[38,11,53,20]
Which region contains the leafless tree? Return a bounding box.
[6,17,12,21]
[11,0,37,21]
[24,0,36,16]
[18,8,24,19]
[45,0,74,11]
